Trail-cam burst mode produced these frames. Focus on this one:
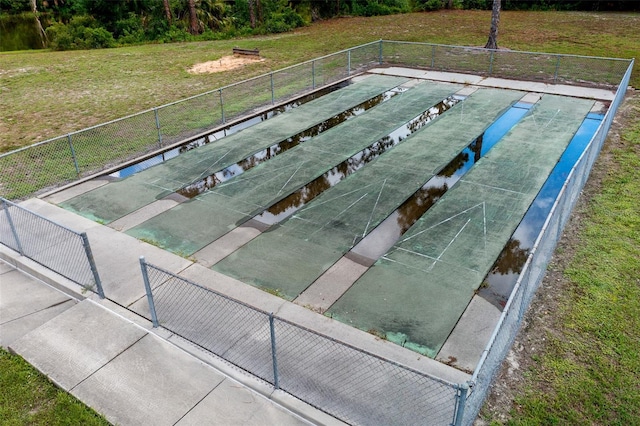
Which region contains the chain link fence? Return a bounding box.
[459,58,635,425]
[1,41,631,201]
[139,257,464,426]
[0,198,103,297]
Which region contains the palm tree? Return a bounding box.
[163,0,172,24]
[188,0,199,34]
[485,0,500,49]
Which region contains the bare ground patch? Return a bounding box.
[188,55,265,74]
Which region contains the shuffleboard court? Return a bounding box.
[327,94,595,357]
[59,74,407,223]
[213,88,524,299]
[124,81,461,254]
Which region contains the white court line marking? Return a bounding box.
[300,182,377,211]
[362,178,387,237]
[381,251,479,274]
[213,163,297,188]
[398,202,485,244]
[462,180,526,195]
[277,162,305,196]
[427,218,471,271]
[196,149,233,180]
[307,193,369,239]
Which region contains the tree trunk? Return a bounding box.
[447,0,454,9]
[30,0,47,48]
[163,0,172,25]
[248,0,256,28]
[485,0,501,50]
[188,0,199,35]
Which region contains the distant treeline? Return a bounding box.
[1,0,638,51]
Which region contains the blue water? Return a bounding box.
[480,112,604,307]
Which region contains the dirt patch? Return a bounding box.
[476,88,639,424]
[188,55,265,74]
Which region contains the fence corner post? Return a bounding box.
[67,134,80,176]
[80,232,104,299]
[269,313,280,389]
[452,381,470,426]
[139,256,159,327]
[153,107,163,149]
[2,198,24,256]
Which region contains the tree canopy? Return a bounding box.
[1,0,638,51]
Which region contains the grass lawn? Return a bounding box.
[0,348,110,425]
[0,9,639,425]
[480,91,640,425]
[1,10,638,153]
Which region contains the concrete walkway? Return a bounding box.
[0,258,333,425]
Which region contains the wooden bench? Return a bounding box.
[233,47,260,57]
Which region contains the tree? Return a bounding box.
[485,0,500,49]
[163,0,172,24]
[30,0,47,47]
[187,0,199,34]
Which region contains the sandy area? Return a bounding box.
[188,55,265,74]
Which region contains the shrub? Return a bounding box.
[46,15,115,50]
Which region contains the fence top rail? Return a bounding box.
[470,56,634,384]
[275,314,461,389]
[1,40,631,161]
[0,197,83,238]
[0,40,381,160]
[143,258,461,389]
[381,39,636,63]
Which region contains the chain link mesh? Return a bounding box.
[460,60,633,425]
[142,261,460,425]
[1,41,630,201]
[146,265,274,383]
[0,198,100,293]
[275,318,459,425]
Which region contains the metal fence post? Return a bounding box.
[347,50,351,76]
[452,382,469,426]
[139,256,159,327]
[378,39,383,64]
[312,60,316,89]
[489,50,495,76]
[270,72,275,105]
[67,134,80,176]
[154,107,163,149]
[2,198,24,255]
[269,313,280,389]
[80,232,104,299]
[554,55,561,84]
[431,45,436,69]
[219,89,225,124]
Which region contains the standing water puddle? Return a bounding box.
[177,87,407,198]
[252,96,462,226]
[110,81,351,179]
[478,112,604,308]
[348,101,534,263]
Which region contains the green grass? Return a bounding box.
[1,11,638,153]
[1,9,639,423]
[503,97,640,425]
[0,348,110,425]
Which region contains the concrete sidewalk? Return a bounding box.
[0,259,333,425]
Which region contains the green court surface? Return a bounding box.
[213,88,524,299]
[125,81,461,254]
[59,74,407,223]
[326,94,594,357]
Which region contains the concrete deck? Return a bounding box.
[1,69,615,423]
[0,260,334,425]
